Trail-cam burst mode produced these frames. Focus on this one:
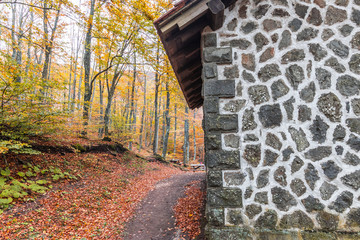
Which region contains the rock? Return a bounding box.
[242,53,255,71]
[272,8,290,17]
[330,191,353,213]
[349,54,360,75]
[242,70,255,83]
[337,75,360,97]
[208,208,224,226]
[280,211,314,229]
[223,100,245,113]
[315,68,332,89]
[226,209,243,225]
[257,169,269,188]
[333,125,346,141]
[314,0,326,8]
[266,133,282,150]
[344,152,360,166]
[325,6,347,25]
[241,21,258,34]
[279,30,291,50]
[300,82,316,103]
[336,145,344,155]
[285,64,305,90]
[244,134,259,142]
[297,28,319,41]
[272,187,297,211]
[263,19,282,32]
[290,178,306,196]
[347,208,360,227]
[284,97,295,120]
[281,49,305,64]
[347,135,360,151]
[244,144,261,167]
[272,0,288,6]
[317,93,342,122]
[224,65,239,79]
[325,57,346,73]
[340,24,354,37]
[227,18,237,31]
[260,47,274,62]
[351,8,360,25]
[305,163,319,190]
[341,170,360,190]
[238,3,247,18]
[351,32,360,50]
[224,134,240,148]
[248,85,270,105]
[320,182,338,200]
[274,166,287,187]
[258,104,283,128]
[321,161,342,180]
[309,43,327,61]
[305,146,332,161]
[335,0,349,6]
[346,118,360,135]
[204,47,232,63]
[207,188,243,207]
[295,4,309,19]
[288,18,302,32]
[317,211,339,231]
[254,33,269,51]
[271,79,289,100]
[352,99,360,116]
[252,4,270,19]
[298,105,312,122]
[204,64,217,79]
[245,204,262,219]
[236,81,242,96]
[264,150,279,166]
[255,210,278,230]
[291,157,304,174]
[322,28,335,41]
[242,108,257,131]
[255,191,268,204]
[327,40,349,58]
[307,8,322,26]
[309,116,329,143]
[221,38,251,49]
[244,188,253,199]
[289,127,309,152]
[246,167,254,180]
[258,63,281,82]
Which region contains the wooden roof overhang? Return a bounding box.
[154,0,237,109]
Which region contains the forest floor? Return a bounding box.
[0,136,207,239]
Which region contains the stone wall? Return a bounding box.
[202,0,360,239]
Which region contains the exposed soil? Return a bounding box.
[123,172,206,240]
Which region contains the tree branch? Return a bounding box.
[0,1,53,10]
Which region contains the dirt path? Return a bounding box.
[123,172,206,240]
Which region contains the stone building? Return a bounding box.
[155,0,360,239]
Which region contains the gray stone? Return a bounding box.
[309,116,329,144]
[246,168,254,180]
[282,147,294,162]
[242,70,255,83]
[224,134,240,149]
[325,57,346,73]
[252,4,270,19]
[206,150,240,170]
[315,68,332,89]
[244,144,261,167]
[244,134,259,142]
[279,30,291,50]
[207,188,243,207]
[330,191,353,213]
[272,0,288,6]
[317,211,339,231]
[257,169,270,188]
[281,49,305,64]
[290,178,306,196]
[204,80,235,98]
[203,33,217,47]
[258,63,281,82]
[307,60,312,78]
[255,210,278,230]
[221,38,251,49]
[327,40,349,58]
[351,32,360,50]
[241,53,255,71]
[325,6,347,25]
[205,113,238,132]
[271,79,289,100]
[280,211,314,229]
[241,21,258,34]
[242,108,257,131]
[352,8,360,26]
[337,75,360,97]
[297,28,319,41]
[254,33,269,51]
[207,208,224,226]
[255,191,268,204]
[204,47,232,63]
[347,134,360,151]
[347,208,360,227]
[321,161,342,180]
[264,150,279,166]
[305,146,332,161]
[349,54,360,75]
[340,24,354,37]
[263,19,282,32]
[307,8,322,26]
[223,100,246,113]
[227,18,238,31]
[260,47,274,63]
[295,4,309,19]
[226,209,243,225]
[208,228,251,240]
[245,204,262,219]
[272,8,290,17]
[344,152,360,166]
[285,64,305,90]
[305,163,320,190]
[248,85,270,105]
[266,133,282,150]
[352,99,360,116]
[274,166,287,187]
[317,93,342,122]
[336,145,344,155]
[288,18,302,32]
[204,97,219,114]
[224,65,239,79]
[341,170,360,190]
[322,28,335,41]
[300,82,316,103]
[224,171,246,186]
[284,97,295,120]
[258,104,283,128]
[291,157,304,173]
[205,133,221,150]
[336,0,349,6]
[347,118,360,135]
[320,182,338,200]
[204,64,217,79]
[309,44,327,61]
[289,127,309,152]
[244,188,253,199]
[298,105,312,122]
[333,125,346,141]
[271,187,297,211]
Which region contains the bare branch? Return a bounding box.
[0,1,53,10]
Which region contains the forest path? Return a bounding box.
[122,172,206,240]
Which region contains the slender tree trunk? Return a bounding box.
[98,79,104,138]
[173,103,177,155]
[129,50,137,149]
[183,106,189,166]
[138,75,147,151]
[152,43,160,155]
[193,110,197,161]
[162,82,171,158]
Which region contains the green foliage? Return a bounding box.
[0,140,41,155]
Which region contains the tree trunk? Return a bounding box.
[162,82,171,158]
[152,43,160,155]
[173,103,177,155]
[129,50,137,150]
[138,75,147,151]
[98,78,104,138]
[183,106,190,166]
[193,110,197,161]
